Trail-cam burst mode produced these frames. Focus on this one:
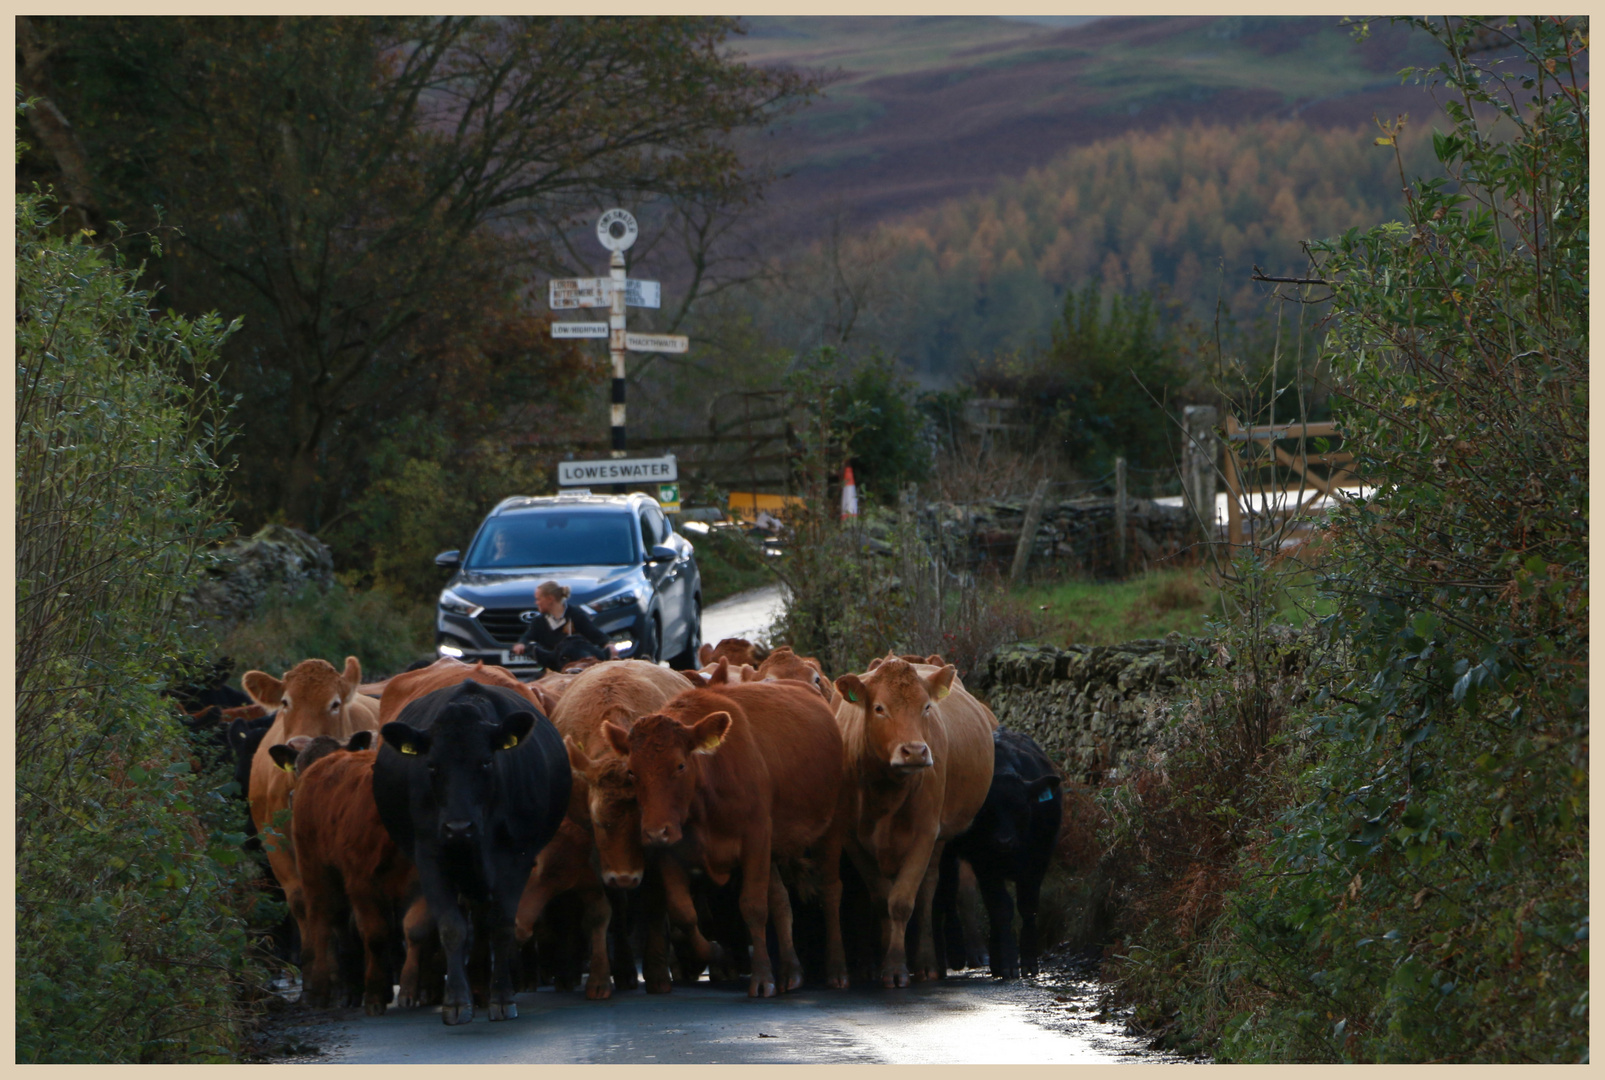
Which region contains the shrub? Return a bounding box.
[16,172,256,1061]
[214,581,435,681]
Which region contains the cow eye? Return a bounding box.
[676,762,686,774]
[874,704,886,714]
[328,700,340,712]
[281,698,291,709]
[481,761,492,771]
[626,770,635,781]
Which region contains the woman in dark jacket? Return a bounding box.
[511,581,615,669]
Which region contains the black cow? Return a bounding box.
[933,727,1063,979]
[373,680,571,1024]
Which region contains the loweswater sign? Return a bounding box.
[557,455,677,487]
[550,322,609,339]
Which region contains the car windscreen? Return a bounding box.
[465,511,637,569]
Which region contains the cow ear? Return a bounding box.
[926,653,945,666]
[739,664,759,682]
[565,736,596,777]
[496,711,536,751]
[1027,775,1063,803]
[342,656,362,689]
[698,643,713,667]
[865,657,884,672]
[268,743,299,773]
[679,669,706,688]
[836,674,868,705]
[925,665,957,702]
[381,722,430,757]
[691,711,732,754]
[345,730,374,752]
[242,670,284,708]
[709,658,730,685]
[602,720,632,757]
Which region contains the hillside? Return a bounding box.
[734,15,1445,247]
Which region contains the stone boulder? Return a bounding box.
[184,524,335,632]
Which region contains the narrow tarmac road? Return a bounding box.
[270,967,1183,1064]
[699,583,785,648]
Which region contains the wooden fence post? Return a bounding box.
[1183,405,1218,540]
[1114,456,1127,577]
[1009,478,1049,589]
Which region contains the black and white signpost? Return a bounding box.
[549,208,689,493]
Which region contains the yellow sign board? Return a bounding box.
[725,491,805,523]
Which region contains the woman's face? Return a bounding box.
[535,589,563,616]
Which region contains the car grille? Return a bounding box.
[476,608,535,646]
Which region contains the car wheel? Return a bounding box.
[667,598,702,670]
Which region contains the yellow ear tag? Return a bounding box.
[932,684,951,701]
[501,734,520,750]
[279,761,296,774]
[400,743,418,756]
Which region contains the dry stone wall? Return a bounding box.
[921,496,1197,578]
[182,523,335,633]
[970,637,1209,782]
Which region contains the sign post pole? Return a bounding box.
[609,248,628,492]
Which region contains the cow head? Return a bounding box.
[564,720,647,888]
[975,768,1062,856]
[268,730,372,777]
[835,658,957,774]
[243,656,363,737]
[756,646,837,706]
[604,708,730,847]
[380,683,535,850]
[700,637,757,669]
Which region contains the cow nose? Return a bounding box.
[891,742,932,769]
[643,823,680,846]
[602,870,643,889]
[441,819,475,842]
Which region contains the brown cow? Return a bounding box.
[520,660,693,999]
[755,645,840,708]
[833,657,997,988]
[244,656,382,960]
[680,656,759,689]
[603,680,844,997]
[377,657,547,725]
[697,637,761,669]
[276,733,428,1015]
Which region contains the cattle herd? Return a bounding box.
[176,638,1066,1027]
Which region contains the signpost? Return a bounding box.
[547,208,693,493]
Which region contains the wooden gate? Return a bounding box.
[1221,416,1364,548]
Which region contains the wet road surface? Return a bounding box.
[699,584,785,648]
[271,968,1186,1064]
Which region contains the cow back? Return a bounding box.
[378,657,544,726]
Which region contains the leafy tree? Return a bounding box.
[830,358,933,496]
[21,16,813,531]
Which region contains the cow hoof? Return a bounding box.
[826,973,850,990]
[881,967,910,989]
[441,1003,472,1025]
[782,971,803,994]
[488,1002,517,1021]
[364,1000,386,1017]
[585,979,613,1001]
[749,978,776,998]
[645,978,673,995]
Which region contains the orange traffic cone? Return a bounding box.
[841,465,859,519]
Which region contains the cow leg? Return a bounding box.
[658,856,720,988]
[349,890,396,1016]
[425,880,474,1025]
[605,885,640,992]
[397,897,437,1008]
[909,841,945,982]
[933,847,964,977]
[768,866,803,993]
[640,865,675,994]
[820,828,850,989]
[300,892,340,1008]
[879,833,938,989]
[737,836,776,998]
[1016,871,1044,978]
[580,884,614,999]
[979,872,1019,980]
[486,885,522,1021]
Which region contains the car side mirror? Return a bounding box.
[647,544,677,565]
[434,549,461,568]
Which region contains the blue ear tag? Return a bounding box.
[1038,789,1055,802]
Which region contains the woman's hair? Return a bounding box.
[536,580,570,602]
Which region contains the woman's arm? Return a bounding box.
[569,606,611,649]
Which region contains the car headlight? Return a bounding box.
[439,588,483,618]
[590,588,642,613]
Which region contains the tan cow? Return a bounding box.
[832,656,997,988]
[377,657,549,725]
[520,659,694,999]
[697,637,762,669]
[756,645,840,708]
[680,656,759,689]
[243,656,383,960]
